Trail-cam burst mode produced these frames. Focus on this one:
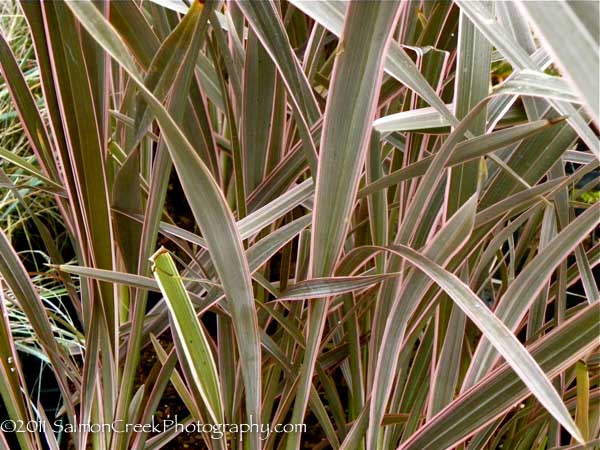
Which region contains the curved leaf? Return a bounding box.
[464,202,600,388]
[387,244,585,444]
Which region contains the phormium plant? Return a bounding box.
[0,0,598,449]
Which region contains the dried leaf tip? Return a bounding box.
[548,115,569,125]
[149,246,170,263]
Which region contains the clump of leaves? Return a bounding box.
[0,1,598,450]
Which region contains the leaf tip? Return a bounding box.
[548,115,569,125]
[149,246,169,264]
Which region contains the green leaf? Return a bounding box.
[56,265,159,291]
[247,214,312,272]
[239,178,313,239]
[242,29,277,192]
[427,298,467,417]
[373,104,452,132]
[310,2,400,277]
[448,1,491,213]
[150,248,224,424]
[456,0,599,155]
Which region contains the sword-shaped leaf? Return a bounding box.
[150,249,223,424]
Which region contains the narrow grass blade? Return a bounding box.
[0,229,77,431]
[0,147,63,190]
[0,230,75,376]
[0,33,58,182]
[0,284,39,450]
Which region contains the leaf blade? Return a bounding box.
[388,244,585,444]
[150,249,224,424]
